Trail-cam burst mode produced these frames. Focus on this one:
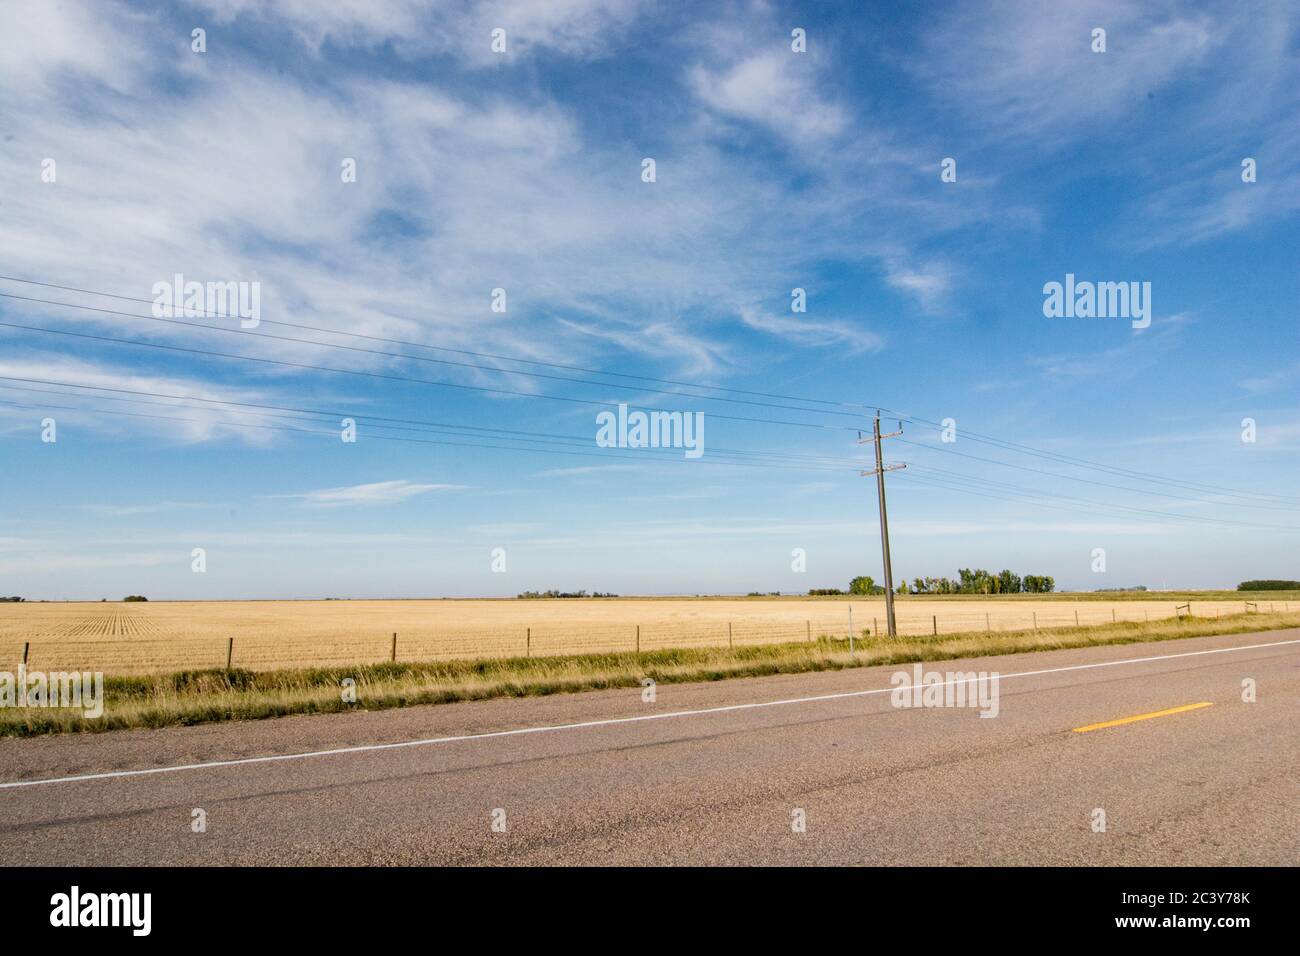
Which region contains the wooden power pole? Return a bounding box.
[860,412,905,638]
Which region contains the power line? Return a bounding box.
[2,272,1292,506]
[0,319,863,433]
[0,374,617,443]
[892,471,1298,533]
[5,315,1290,523]
[0,290,868,420]
[896,467,1299,532]
[0,376,873,467]
[0,396,865,475]
[0,273,876,411]
[2,378,1289,530]
[896,438,1300,514]
[892,416,1300,505]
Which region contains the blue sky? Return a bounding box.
[1,0,1297,599]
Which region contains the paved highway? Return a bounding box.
[1,629,1297,865]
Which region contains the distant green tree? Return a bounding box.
[912,576,957,594]
[910,570,1050,595]
[849,575,879,595]
[957,568,997,594]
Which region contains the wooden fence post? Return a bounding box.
[806,620,811,642]
[1074,610,1079,627]
[728,622,733,650]
[226,637,234,670]
[636,625,640,654]
[526,627,531,658]
[932,615,937,636]
[22,642,30,666]
[391,633,397,663]
[1032,611,1038,631]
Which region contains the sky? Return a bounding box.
[0,0,1297,600]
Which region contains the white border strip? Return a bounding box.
[3,636,1296,790]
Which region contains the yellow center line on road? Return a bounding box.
[1072,701,1214,733]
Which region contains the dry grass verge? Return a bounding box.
[3,610,1297,737]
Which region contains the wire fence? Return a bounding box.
[2,601,1289,676]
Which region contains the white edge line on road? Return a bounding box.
[2,636,1297,790]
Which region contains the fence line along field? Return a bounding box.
[0,596,1290,676]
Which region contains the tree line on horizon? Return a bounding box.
[517,589,619,598]
[810,569,1056,596]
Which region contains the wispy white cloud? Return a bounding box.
[269,480,465,506]
[736,306,882,352]
[0,356,282,444]
[192,0,648,63]
[0,0,1057,399]
[531,464,643,478]
[689,49,847,143]
[882,261,955,314]
[920,1,1216,141]
[1240,362,1300,394]
[1102,418,1300,453]
[0,0,144,95]
[0,19,898,386]
[918,1,1300,247]
[1028,312,1193,383]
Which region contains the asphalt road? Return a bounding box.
[1,629,1297,865]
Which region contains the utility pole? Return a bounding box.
[860,412,905,638]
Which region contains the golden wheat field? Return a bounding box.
[0,596,1285,675]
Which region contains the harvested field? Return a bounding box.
[0,595,1291,676]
